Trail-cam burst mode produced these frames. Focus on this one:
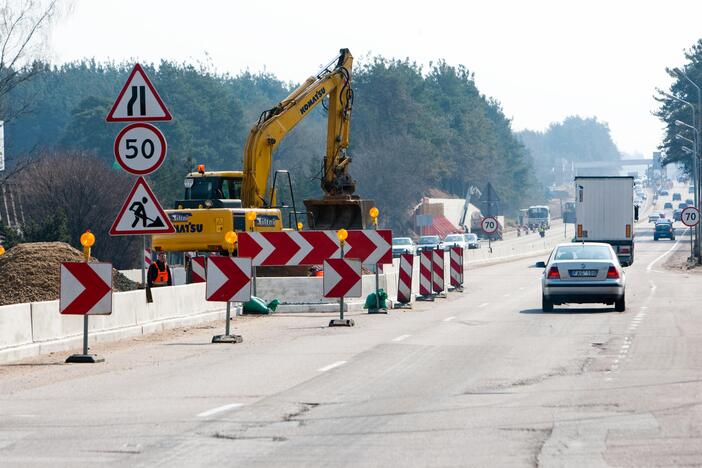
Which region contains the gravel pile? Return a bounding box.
[0,242,139,306]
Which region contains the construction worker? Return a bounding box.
[148,252,172,288]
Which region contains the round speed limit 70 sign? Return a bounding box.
[114,123,167,175]
[481,216,499,234]
[681,206,700,227]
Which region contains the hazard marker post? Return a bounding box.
[63,230,112,363]
[328,228,355,327]
[245,211,258,296]
[208,231,247,343]
[432,248,446,298]
[417,250,435,301]
[394,253,414,308]
[449,246,464,292]
[367,207,387,314]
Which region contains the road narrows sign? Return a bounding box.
[114,123,167,175]
[206,256,252,302]
[323,258,362,298]
[681,206,700,227]
[60,262,112,315]
[481,216,499,234]
[106,64,172,122]
[110,177,175,236]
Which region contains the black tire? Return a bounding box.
[615,294,626,312]
[542,295,554,312]
[672,236,676,241]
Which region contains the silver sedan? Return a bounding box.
[537,242,626,312]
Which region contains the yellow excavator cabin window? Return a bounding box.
[186,176,243,201]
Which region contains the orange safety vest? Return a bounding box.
[153,263,169,286]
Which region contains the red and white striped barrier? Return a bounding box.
[432,248,444,294]
[397,253,414,304]
[419,250,433,297]
[450,246,464,289]
[144,247,152,269]
[191,256,206,283]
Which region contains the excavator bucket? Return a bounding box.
[304,196,375,230]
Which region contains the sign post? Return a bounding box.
[681,206,700,258]
[367,207,387,314]
[481,216,499,253]
[327,229,359,327]
[63,230,113,364]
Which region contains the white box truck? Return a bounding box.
[574,176,636,266]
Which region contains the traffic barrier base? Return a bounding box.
[329,319,355,327]
[65,353,104,364]
[212,334,243,343]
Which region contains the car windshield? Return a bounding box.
[444,235,463,242]
[554,245,612,260]
[528,207,549,217]
[418,236,440,244]
[393,238,411,246]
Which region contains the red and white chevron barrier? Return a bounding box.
[191,256,206,283]
[238,230,392,266]
[432,248,444,294]
[323,258,362,298]
[450,246,464,288]
[419,250,433,297]
[144,247,152,269]
[397,253,414,304]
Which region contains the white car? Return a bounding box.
[392,237,416,257]
[440,234,468,251]
[538,242,626,312]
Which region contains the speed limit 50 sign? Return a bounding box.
[681,206,700,227]
[114,123,167,175]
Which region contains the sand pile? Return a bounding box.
[0,242,138,306]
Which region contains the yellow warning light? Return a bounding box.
[246,211,257,222]
[297,222,303,231]
[369,207,379,219]
[80,230,95,247]
[336,228,348,242]
[224,231,238,245]
[0,246,5,256]
[197,164,205,174]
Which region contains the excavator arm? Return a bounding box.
[242,49,355,209]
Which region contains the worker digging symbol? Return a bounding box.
[129,197,165,228]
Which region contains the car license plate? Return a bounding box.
[569,269,597,277]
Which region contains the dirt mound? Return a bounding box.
[0,242,139,306]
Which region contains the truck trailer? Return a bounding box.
[574,176,636,266]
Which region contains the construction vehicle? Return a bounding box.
[152,48,373,254]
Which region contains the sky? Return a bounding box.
[48,0,702,157]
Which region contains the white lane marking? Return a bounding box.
[478,303,489,308]
[392,334,411,342]
[503,294,511,298]
[197,403,243,418]
[622,344,630,349]
[318,361,347,372]
[647,233,685,272]
[443,316,456,322]
[640,306,648,310]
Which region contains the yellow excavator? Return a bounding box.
[152,48,373,254]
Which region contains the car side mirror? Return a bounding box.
[535,261,546,268]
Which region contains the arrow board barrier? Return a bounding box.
[60,262,113,315]
[191,256,206,283]
[206,256,252,302]
[396,253,414,304]
[110,177,175,235]
[450,246,464,288]
[238,229,392,266]
[323,259,362,298]
[432,248,445,294]
[106,63,172,122]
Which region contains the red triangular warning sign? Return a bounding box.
[106,64,172,122]
[110,177,175,236]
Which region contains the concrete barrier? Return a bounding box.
[0,303,33,349]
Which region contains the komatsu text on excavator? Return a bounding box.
[152,48,374,254]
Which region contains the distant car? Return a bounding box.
[660,189,669,196]
[440,234,468,251]
[463,233,481,249]
[689,186,695,194]
[686,199,694,206]
[416,235,441,252]
[674,209,682,222]
[678,203,688,210]
[664,202,673,210]
[648,212,662,223]
[673,193,682,201]
[654,220,675,241]
[392,237,416,257]
[539,242,626,312]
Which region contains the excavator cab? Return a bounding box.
[304,196,374,230]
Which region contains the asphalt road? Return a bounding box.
[1,189,700,467]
